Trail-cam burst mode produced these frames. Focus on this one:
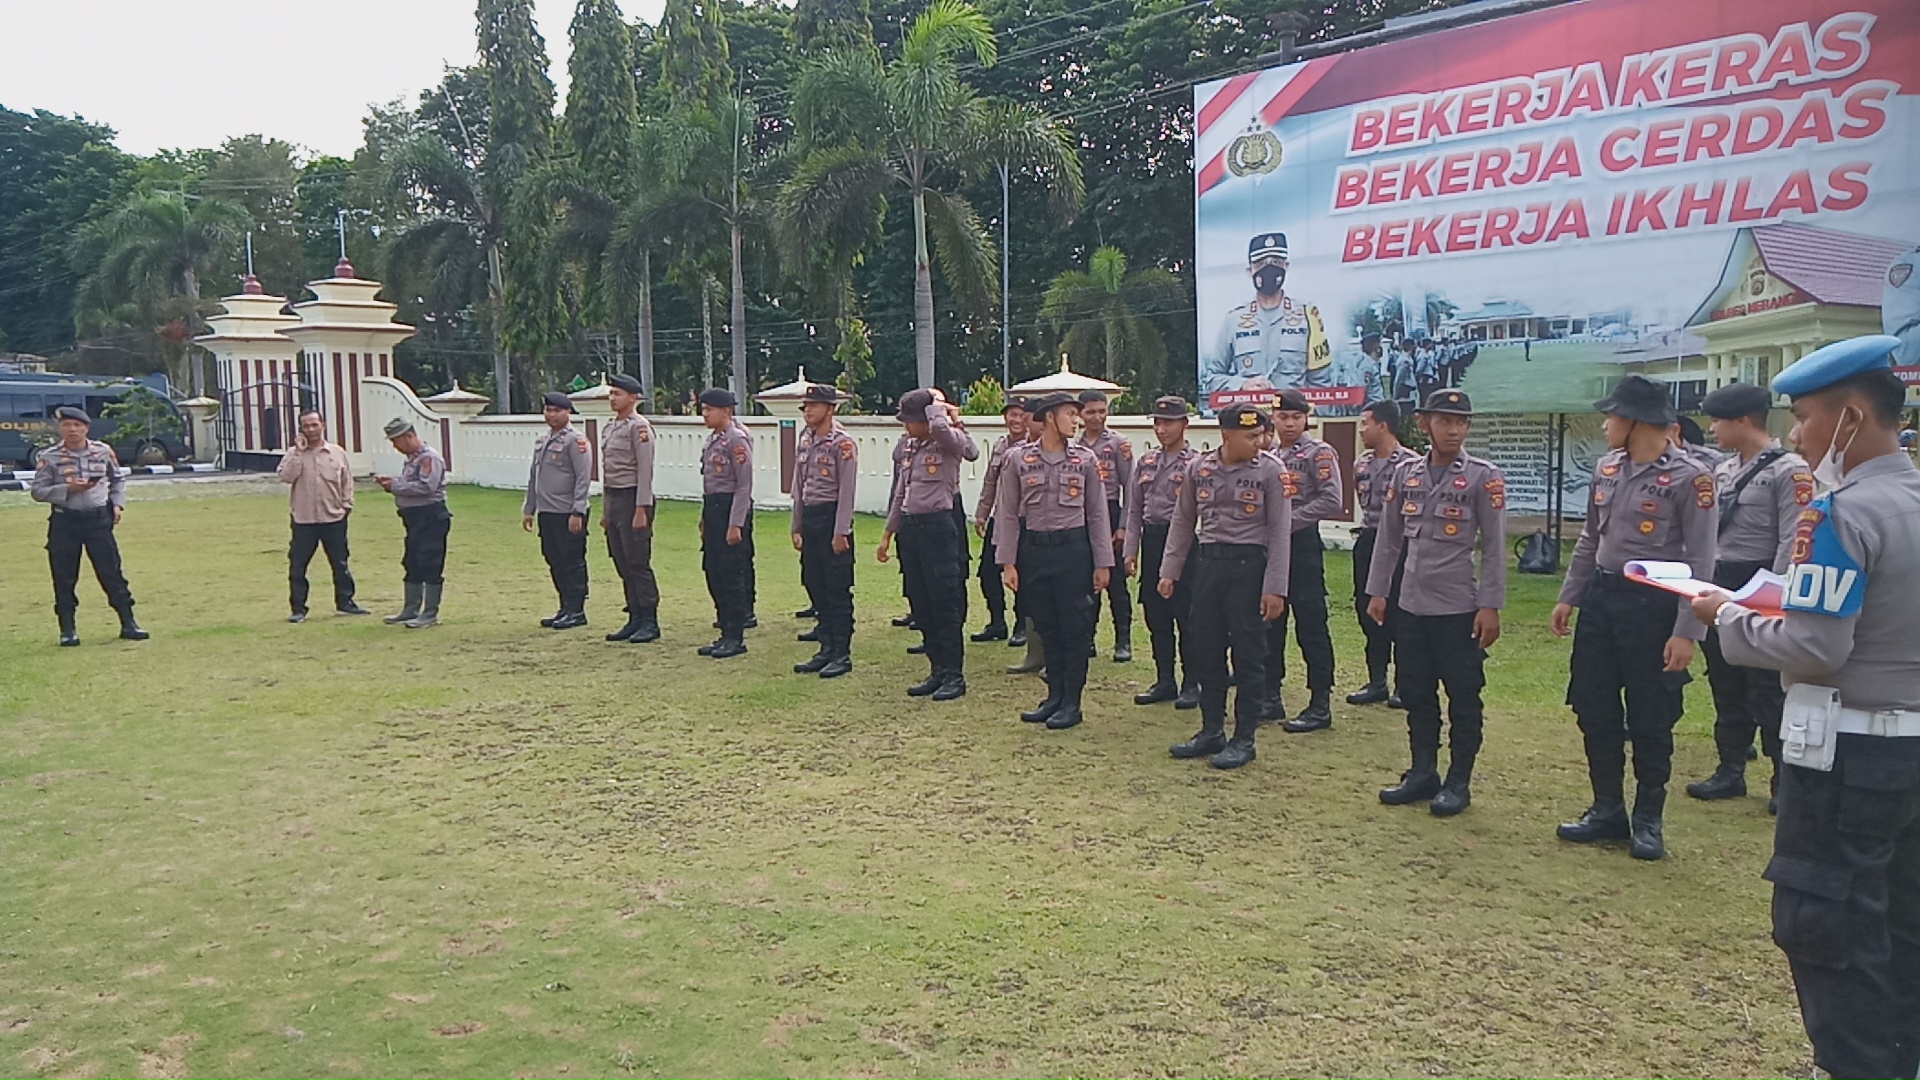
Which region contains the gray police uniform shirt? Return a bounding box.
[886,410,978,532]
[1719,451,1920,714]
[600,413,656,504]
[390,445,449,508]
[790,422,857,538]
[1714,442,1814,573]
[992,443,1115,568]
[31,439,126,510]
[1355,445,1421,529]
[1558,446,1718,640]
[1159,450,1293,596]
[1080,427,1134,507]
[1123,442,1199,561]
[975,434,1020,523]
[523,425,593,516]
[1366,452,1508,616]
[1201,295,1331,392]
[1275,434,1343,531]
[702,422,755,528]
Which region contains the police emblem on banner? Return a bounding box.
[1227,129,1282,177]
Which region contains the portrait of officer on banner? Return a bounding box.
[1201,232,1333,398]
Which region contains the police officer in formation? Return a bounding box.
[1078,390,1134,661]
[374,417,450,628]
[880,388,977,700]
[1158,404,1291,768]
[972,398,1028,643]
[1348,398,1419,706]
[1551,374,1717,861]
[1685,382,1812,810]
[30,406,148,646]
[1267,388,1342,731]
[601,374,661,644]
[1690,334,1920,1080]
[1367,390,1507,816]
[789,383,857,679]
[523,391,594,630]
[1124,396,1200,708]
[994,391,1112,731]
[697,388,754,659]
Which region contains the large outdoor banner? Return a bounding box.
[1194,0,1920,417]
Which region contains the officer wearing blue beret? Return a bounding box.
[1691,334,1920,1080]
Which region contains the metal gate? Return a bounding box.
[216,377,317,469]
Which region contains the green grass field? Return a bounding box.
[1455,340,1631,414]
[0,482,1806,1078]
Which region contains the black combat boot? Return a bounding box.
[1021,684,1062,723]
[1174,678,1200,710]
[606,614,643,641]
[1283,689,1333,732]
[794,642,832,673]
[58,612,79,648]
[797,626,821,643]
[550,610,588,631]
[1044,681,1084,730]
[971,617,1008,642]
[1630,785,1667,861]
[891,613,915,627]
[1112,624,1132,663]
[629,607,660,643]
[1430,754,1475,817]
[1209,714,1261,769]
[1134,679,1178,706]
[1007,617,1028,647]
[794,605,817,619]
[1557,801,1630,843]
[1170,711,1227,759]
[931,654,968,699]
[1260,684,1287,723]
[907,668,943,696]
[1380,745,1442,805]
[708,635,748,659]
[818,633,853,679]
[1685,762,1747,801]
[1346,680,1390,705]
[116,608,149,641]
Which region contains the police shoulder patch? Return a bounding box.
[1792,470,1815,505]
[1783,499,1866,617]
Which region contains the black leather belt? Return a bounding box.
[1022,527,1088,546]
[1198,543,1265,560]
[902,511,949,526]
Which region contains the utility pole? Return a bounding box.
[1000,162,1011,389]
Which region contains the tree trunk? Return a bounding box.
[700,276,717,391]
[487,243,511,413]
[636,250,656,411]
[730,220,748,400]
[1105,317,1117,381]
[911,184,936,390]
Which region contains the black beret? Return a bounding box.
[895,388,935,423]
[1676,415,1706,445]
[699,388,739,409]
[608,374,643,395]
[1025,391,1078,419]
[54,406,90,423]
[542,391,577,412]
[1272,388,1311,414]
[1151,396,1189,420]
[1218,404,1272,432]
[1700,383,1773,419]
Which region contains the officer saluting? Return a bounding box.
[1366,390,1506,815]
[1200,233,1332,393]
[789,384,856,679]
[600,374,661,644]
[1125,396,1201,708]
[1158,404,1290,768]
[697,388,754,659]
[1551,374,1716,861]
[30,406,147,646]
[1685,382,1812,810]
[1692,335,1920,1080]
[881,388,978,700]
[523,391,593,629]
[1348,398,1420,706]
[1268,388,1342,731]
[375,418,450,628]
[995,391,1113,731]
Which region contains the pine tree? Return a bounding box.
[658,0,730,111]
[566,0,637,193]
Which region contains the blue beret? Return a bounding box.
[542,391,577,412]
[1771,334,1900,397]
[698,388,739,409]
[608,374,643,395]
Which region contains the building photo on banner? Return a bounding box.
[1194,0,1920,501]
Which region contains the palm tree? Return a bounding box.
[779,0,1083,389]
[71,190,252,396]
[1039,245,1184,392]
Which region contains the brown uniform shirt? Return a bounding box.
[993,443,1115,568]
[1559,446,1718,639]
[1714,442,1814,573]
[1122,442,1198,560]
[1354,444,1421,529]
[701,422,755,528]
[31,439,125,510]
[975,434,1021,523]
[390,444,448,508]
[1366,451,1508,616]
[886,410,978,531]
[1160,450,1293,596]
[1080,427,1134,507]
[600,413,656,504]
[1275,433,1343,530]
[523,426,592,516]
[791,422,858,537]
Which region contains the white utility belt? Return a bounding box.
[1782,684,1920,772]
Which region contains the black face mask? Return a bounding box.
[1253,265,1285,295]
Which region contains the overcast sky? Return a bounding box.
[0,0,666,158]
